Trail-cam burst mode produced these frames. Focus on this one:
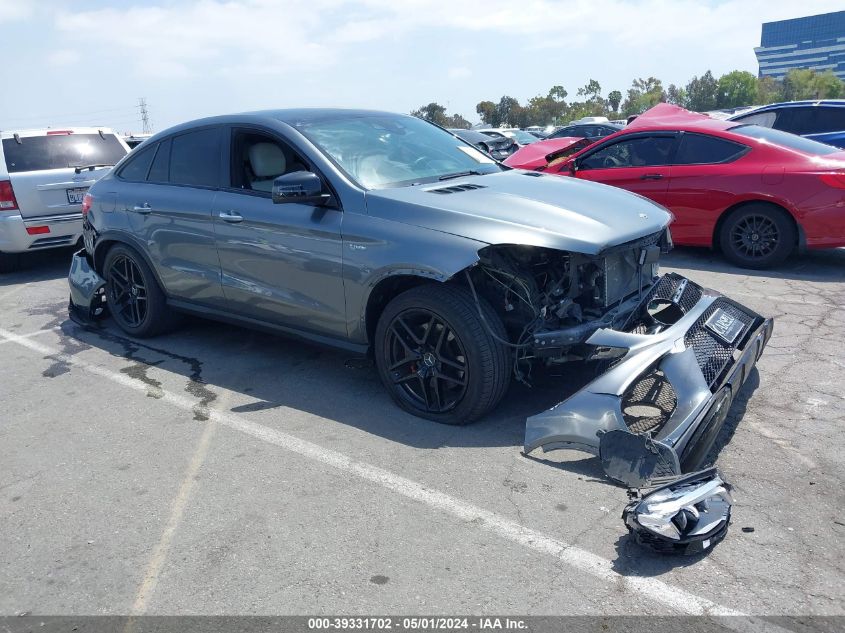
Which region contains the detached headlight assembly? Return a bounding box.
[622,467,732,555]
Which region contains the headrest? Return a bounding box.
[248,143,286,177]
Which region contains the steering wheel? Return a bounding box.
[603,155,622,168]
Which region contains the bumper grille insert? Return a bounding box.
[621,369,677,435]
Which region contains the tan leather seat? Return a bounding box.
[248,143,286,192]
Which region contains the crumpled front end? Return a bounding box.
[524,273,773,486]
[68,249,108,325]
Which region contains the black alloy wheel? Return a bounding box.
[374,284,510,425]
[103,244,178,337]
[385,308,469,414]
[729,214,779,260]
[720,204,795,269]
[108,254,148,328]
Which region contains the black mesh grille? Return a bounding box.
[684,299,756,389]
[621,369,677,434]
[649,273,703,311]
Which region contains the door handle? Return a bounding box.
[640,173,664,181]
[219,210,243,223]
[132,203,152,214]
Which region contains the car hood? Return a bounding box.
[364,170,671,255]
[504,137,586,170]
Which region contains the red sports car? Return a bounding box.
[505,104,845,268]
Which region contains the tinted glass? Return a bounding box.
[734,111,776,128]
[579,136,674,169]
[117,144,156,181]
[673,133,747,165]
[774,107,815,135]
[169,128,220,187]
[296,114,502,188]
[549,127,576,139]
[813,107,845,133]
[729,124,839,155]
[2,133,126,173]
[148,139,171,183]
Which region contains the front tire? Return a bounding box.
[103,244,177,337]
[719,204,796,269]
[374,284,510,425]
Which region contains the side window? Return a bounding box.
[773,108,815,135]
[813,107,845,133]
[147,138,171,183]
[580,136,674,170]
[735,111,776,128]
[169,128,221,188]
[673,133,747,165]
[117,144,156,182]
[229,130,309,193]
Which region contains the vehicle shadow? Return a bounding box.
[49,310,595,452]
[0,248,76,287]
[664,246,845,283]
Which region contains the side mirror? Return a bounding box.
[568,160,578,175]
[272,171,330,205]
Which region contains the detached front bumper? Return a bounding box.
[68,249,107,325]
[524,273,773,486]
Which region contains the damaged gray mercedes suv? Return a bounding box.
[69,109,772,484]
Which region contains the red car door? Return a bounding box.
[663,132,750,245]
[572,133,677,206]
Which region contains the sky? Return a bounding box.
[1,0,843,133]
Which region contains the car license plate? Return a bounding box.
[704,308,745,344]
[66,187,88,205]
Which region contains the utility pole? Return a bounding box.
[137,97,152,134]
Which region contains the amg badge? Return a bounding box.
[704,308,745,344]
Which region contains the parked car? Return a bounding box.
[511,103,845,268]
[0,127,130,272]
[503,137,592,171]
[449,128,515,160]
[547,121,623,141]
[477,128,538,146]
[728,100,845,148]
[68,109,770,485]
[123,133,153,149]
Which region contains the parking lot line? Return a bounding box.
[0,325,790,630]
[0,326,60,345]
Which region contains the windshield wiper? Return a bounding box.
[438,170,483,181]
[72,163,115,174]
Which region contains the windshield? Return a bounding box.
[2,133,127,173]
[728,124,839,156]
[295,114,503,188]
[507,130,535,145]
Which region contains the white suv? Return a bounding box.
[0,127,129,272]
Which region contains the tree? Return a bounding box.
[684,71,718,112]
[756,76,783,104]
[476,100,497,125]
[577,79,602,102]
[666,84,686,106]
[607,90,622,113]
[716,70,758,108]
[782,68,817,100]
[444,113,472,129]
[811,70,844,98]
[410,102,448,126]
[496,96,522,127]
[548,85,568,104]
[621,77,665,116]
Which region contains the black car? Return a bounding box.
[547,123,623,141]
[448,129,515,160]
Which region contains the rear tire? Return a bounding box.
[719,203,795,269]
[103,244,178,337]
[374,283,510,425]
[0,251,21,273]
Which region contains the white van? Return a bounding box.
[0,127,129,271]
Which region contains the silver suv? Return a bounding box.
[0,127,129,272]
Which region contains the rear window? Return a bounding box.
[673,133,747,165]
[814,107,845,134]
[728,124,839,156]
[2,133,126,173]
